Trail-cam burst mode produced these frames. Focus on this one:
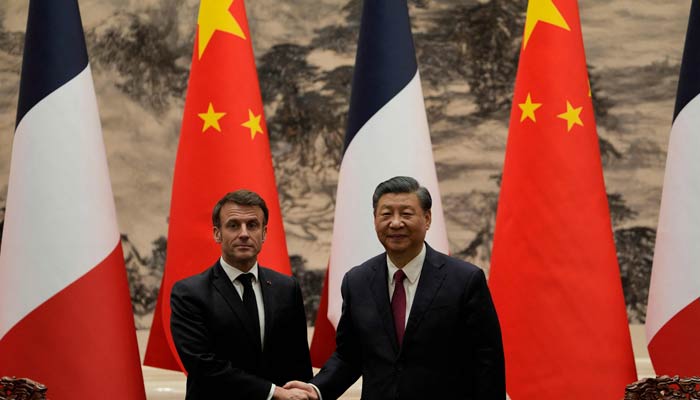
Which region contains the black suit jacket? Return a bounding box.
[171,261,312,399]
[311,244,505,400]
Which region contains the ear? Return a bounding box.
[213,226,222,243]
[425,209,432,230]
[262,225,268,242]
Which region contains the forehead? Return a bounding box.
[376,192,421,209]
[219,202,264,221]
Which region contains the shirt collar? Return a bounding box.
[387,243,426,284]
[220,257,259,283]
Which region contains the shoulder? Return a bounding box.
[259,266,297,288]
[172,263,217,294]
[345,252,385,279]
[427,246,485,280]
[170,263,219,312]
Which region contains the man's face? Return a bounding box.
[213,202,267,271]
[374,192,431,264]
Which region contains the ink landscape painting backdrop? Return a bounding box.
[0,0,687,340]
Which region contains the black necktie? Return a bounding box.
[237,273,261,348]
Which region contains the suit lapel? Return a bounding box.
[258,267,274,351]
[369,256,400,354]
[404,246,446,342]
[211,263,261,349]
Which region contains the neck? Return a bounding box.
[388,242,426,268]
[388,250,420,269]
[223,256,256,273]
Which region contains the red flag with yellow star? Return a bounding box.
[144,0,291,371]
[488,0,637,398]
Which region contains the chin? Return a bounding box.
[385,244,409,253]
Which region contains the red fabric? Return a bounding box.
[0,245,145,400]
[648,298,700,376]
[488,1,637,398]
[310,269,336,367]
[144,0,290,371]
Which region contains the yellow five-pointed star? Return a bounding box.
[523,0,570,49]
[557,101,583,132]
[241,109,263,140]
[197,0,246,59]
[198,103,226,132]
[518,93,542,122]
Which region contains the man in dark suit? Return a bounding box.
[287,176,505,399]
[171,189,313,400]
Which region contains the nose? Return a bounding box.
[389,213,403,228]
[239,224,250,238]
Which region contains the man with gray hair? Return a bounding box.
[287,176,505,399]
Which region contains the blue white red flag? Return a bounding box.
[647,0,700,376]
[0,1,146,398]
[310,0,449,366]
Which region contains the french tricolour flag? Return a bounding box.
[0,1,146,398]
[310,0,449,366]
[647,0,700,376]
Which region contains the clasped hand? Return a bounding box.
[281,381,319,400]
[272,380,319,400]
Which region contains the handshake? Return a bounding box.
[273,381,320,400]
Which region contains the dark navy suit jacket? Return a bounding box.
[312,244,505,400]
[171,261,312,399]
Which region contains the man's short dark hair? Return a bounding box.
[212,189,269,227]
[372,176,432,213]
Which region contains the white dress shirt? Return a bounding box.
[387,244,426,327]
[219,258,275,400]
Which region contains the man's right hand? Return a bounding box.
[272,385,311,400]
[283,381,319,400]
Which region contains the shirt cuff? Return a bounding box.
[267,384,275,400]
[309,383,323,400]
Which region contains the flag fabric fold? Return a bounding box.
[646,0,700,376]
[0,1,146,398]
[310,0,449,367]
[144,0,291,371]
[488,0,637,398]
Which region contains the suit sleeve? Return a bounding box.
[310,273,362,400]
[463,268,506,400]
[170,280,272,399]
[288,278,313,381]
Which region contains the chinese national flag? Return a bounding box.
[488,0,637,398]
[144,0,291,371]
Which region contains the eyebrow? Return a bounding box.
[225,216,261,223]
[378,205,416,211]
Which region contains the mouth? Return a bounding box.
[386,234,408,240]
